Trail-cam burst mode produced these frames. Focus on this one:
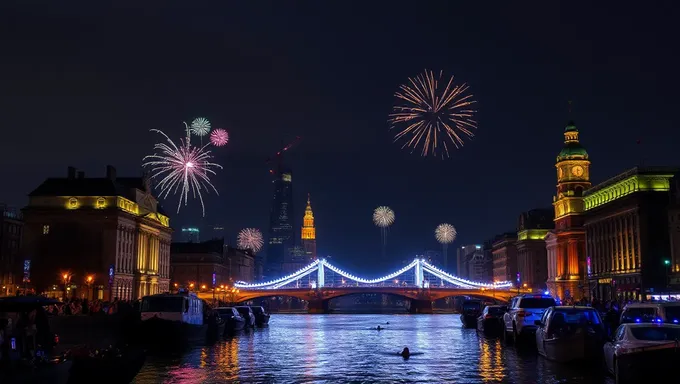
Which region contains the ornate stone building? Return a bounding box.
[22,165,172,300]
[584,167,678,300]
[548,121,591,300]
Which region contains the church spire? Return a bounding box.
[301,193,315,240]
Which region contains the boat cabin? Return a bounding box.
[140,292,204,325]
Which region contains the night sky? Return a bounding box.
[1,1,679,275]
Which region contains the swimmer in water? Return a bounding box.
[376,326,382,331]
[400,347,410,358]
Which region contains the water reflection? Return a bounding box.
[133,315,613,383]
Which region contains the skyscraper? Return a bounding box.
[265,169,294,279]
[301,193,317,260]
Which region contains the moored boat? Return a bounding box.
[139,292,222,346]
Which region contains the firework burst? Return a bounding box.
[210,128,229,146]
[142,125,223,217]
[373,206,395,228]
[237,228,263,253]
[389,69,477,158]
[190,117,211,136]
[435,223,457,244]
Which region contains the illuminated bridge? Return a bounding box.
[231,258,524,313]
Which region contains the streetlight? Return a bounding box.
[86,275,94,300]
[62,273,71,300]
[664,259,671,288]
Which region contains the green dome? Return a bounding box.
[564,120,577,132]
[557,143,589,160]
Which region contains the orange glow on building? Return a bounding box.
[301,193,317,259]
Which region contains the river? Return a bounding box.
[133,314,613,383]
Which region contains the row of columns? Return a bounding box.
[587,212,640,275]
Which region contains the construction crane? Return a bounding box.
[265,136,302,176]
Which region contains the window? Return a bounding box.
[42,225,50,235]
[631,327,680,341]
[615,326,625,341]
[554,309,601,325]
[620,307,656,324]
[519,298,556,309]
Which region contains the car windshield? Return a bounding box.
[663,306,680,322]
[215,308,233,316]
[631,327,680,341]
[621,308,656,323]
[141,296,184,312]
[554,309,601,325]
[519,298,556,309]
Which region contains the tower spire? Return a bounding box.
[301,192,317,259]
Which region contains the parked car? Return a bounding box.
[603,323,680,384]
[214,307,246,332]
[460,300,483,328]
[503,293,556,344]
[619,302,680,324]
[477,305,506,335]
[534,306,605,362]
[235,306,256,328]
[250,306,270,327]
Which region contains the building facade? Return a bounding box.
[225,246,255,283]
[301,193,317,260]
[171,239,228,290]
[549,121,591,301]
[457,244,480,279]
[266,169,294,280]
[0,205,23,296]
[515,208,554,290]
[584,167,678,300]
[492,233,518,283]
[21,166,172,301]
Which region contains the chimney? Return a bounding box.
[106,165,117,181]
[67,166,76,179]
[77,171,85,179]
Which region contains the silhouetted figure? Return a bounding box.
[400,347,410,359]
[376,326,382,331]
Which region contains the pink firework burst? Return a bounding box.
[210,129,229,146]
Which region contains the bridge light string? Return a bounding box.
[322,259,419,285]
[420,260,513,288]
[234,259,321,288]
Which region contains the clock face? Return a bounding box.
[572,165,584,177]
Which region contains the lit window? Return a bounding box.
[96,197,106,209]
[42,225,50,235]
[67,197,78,209]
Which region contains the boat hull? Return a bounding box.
[139,317,221,347]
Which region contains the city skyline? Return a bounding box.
[1,2,679,274]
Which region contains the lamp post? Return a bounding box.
[62,273,71,300]
[86,275,94,300]
[664,259,671,289]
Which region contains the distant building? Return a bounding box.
[457,244,482,280]
[171,239,228,289]
[515,208,554,290]
[300,193,317,260]
[0,204,23,296]
[211,225,227,240]
[225,246,255,283]
[492,233,518,284]
[467,247,491,282]
[266,169,294,280]
[282,246,307,275]
[170,239,255,287]
[181,227,200,243]
[21,165,172,300]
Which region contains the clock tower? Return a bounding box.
[550,121,591,300]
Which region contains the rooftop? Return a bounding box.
[584,166,680,196]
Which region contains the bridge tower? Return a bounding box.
[415,259,424,288]
[318,259,325,288]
